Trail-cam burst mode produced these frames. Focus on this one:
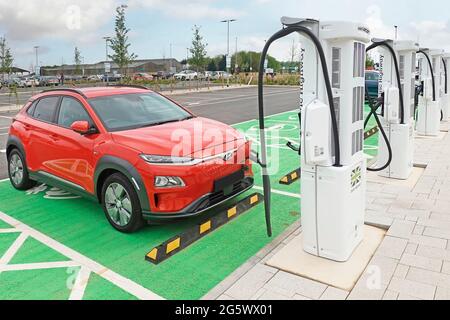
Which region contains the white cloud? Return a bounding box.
[128,0,244,20]
[0,0,117,42]
[364,5,396,40]
[410,20,450,51]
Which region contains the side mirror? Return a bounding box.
[70,121,92,135]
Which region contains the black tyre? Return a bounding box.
[101,173,145,233]
[8,149,36,190]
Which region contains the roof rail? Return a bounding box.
[106,84,150,90]
[42,88,88,99]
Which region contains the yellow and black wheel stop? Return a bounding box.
[145,192,263,265]
[279,168,301,185]
[364,126,379,140]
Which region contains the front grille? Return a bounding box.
[190,178,253,213]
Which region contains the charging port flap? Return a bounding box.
[303,100,331,165]
[424,77,434,100]
[384,86,400,123]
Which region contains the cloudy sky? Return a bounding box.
[0,0,449,70]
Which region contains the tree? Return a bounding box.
[108,5,137,75]
[366,54,375,68]
[0,37,14,80]
[188,25,208,72]
[74,47,82,75]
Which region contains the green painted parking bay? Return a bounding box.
[0,108,379,300]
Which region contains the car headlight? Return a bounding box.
[155,176,185,188]
[140,154,194,165]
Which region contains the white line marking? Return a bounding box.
[232,110,297,126]
[0,211,164,300]
[0,150,6,153]
[0,133,8,136]
[190,90,299,108]
[253,186,301,199]
[0,261,80,272]
[0,228,20,234]
[0,116,13,119]
[69,266,91,301]
[0,179,9,183]
[0,232,28,265]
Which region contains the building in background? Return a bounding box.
[41,58,182,76]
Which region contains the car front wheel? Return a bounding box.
[101,173,145,233]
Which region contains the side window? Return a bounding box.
[33,97,60,123]
[27,100,38,116]
[57,97,93,128]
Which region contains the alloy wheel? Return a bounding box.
[9,154,24,186]
[105,183,133,227]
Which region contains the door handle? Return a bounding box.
[50,134,60,141]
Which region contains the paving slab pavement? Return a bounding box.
[208,122,450,301]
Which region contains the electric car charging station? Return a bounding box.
[442,53,450,121]
[367,40,418,180]
[257,17,371,263]
[416,49,444,136]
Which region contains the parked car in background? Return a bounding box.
[215,71,232,80]
[174,70,198,81]
[365,70,380,100]
[132,73,154,81]
[154,71,174,80]
[204,71,215,80]
[103,74,122,82]
[87,75,103,82]
[4,78,21,87]
[40,76,60,86]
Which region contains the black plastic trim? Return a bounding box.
[94,156,151,212]
[142,177,254,220]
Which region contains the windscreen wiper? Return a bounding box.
[139,119,181,128]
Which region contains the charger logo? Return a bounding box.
[351,166,362,191]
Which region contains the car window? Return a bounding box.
[365,72,379,81]
[33,96,60,123]
[27,100,38,116]
[58,97,93,128]
[89,93,192,132]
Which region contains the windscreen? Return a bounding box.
[88,93,192,132]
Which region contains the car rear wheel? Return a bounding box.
[8,149,36,190]
[101,173,145,233]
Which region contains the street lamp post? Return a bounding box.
[221,19,236,86]
[34,46,40,75]
[103,36,111,84]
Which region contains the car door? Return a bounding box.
[48,96,97,191]
[25,96,62,173]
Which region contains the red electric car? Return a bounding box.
[6,86,254,233]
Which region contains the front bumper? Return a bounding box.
[142,177,254,220]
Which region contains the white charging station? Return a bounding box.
[376,40,418,180]
[296,20,370,262]
[442,53,450,121]
[417,49,444,136]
